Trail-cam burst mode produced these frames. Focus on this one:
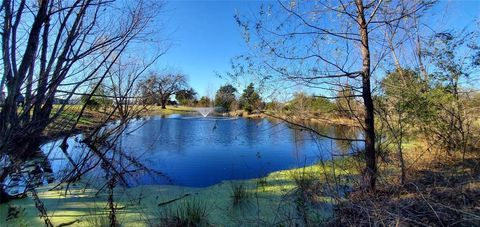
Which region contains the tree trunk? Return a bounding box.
[398,112,406,185]
[161,100,167,109]
[356,0,377,191]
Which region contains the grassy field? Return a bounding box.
[43,105,196,139]
[142,105,196,116]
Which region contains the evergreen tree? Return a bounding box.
[239,83,261,113]
[214,84,237,111]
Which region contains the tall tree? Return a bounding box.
[239,83,261,113]
[198,96,212,107]
[215,84,237,111]
[0,0,165,203]
[140,73,188,109]
[423,30,480,154]
[335,85,358,119]
[176,88,197,106]
[236,0,432,191]
[0,0,163,156]
[81,84,113,111]
[378,69,429,184]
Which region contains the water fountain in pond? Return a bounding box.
[194,107,214,117]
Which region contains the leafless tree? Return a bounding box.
[139,72,188,109]
[0,0,166,203]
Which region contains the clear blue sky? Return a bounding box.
[157,0,264,97]
[155,0,479,97]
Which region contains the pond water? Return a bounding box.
[40,114,362,188]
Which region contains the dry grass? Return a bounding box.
[329,145,480,226]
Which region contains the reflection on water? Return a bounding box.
[39,114,362,188]
[3,151,55,195]
[334,125,359,155]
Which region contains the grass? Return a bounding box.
[42,105,196,139]
[154,197,209,227]
[3,204,28,227]
[291,169,319,194]
[328,136,480,226]
[255,177,268,190]
[83,208,111,227]
[144,105,195,116]
[230,182,250,206]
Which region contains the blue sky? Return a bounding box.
[156,0,264,97]
[155,0,479,97]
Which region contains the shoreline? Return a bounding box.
[42,106,359,145]
[227,109,360,127]
[39,105,197,145]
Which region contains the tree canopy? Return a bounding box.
[239,83,261,113]
[214,84,237,111]
[176,88,197,106]
[140,73,188,109]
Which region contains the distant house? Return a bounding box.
[0,94,69,106]
[53,98,68,105]
[0,93,26,107]
[167,100,178,106]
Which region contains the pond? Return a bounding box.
[40,114,362,188]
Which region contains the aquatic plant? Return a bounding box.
[255,177,268,191]
[230,182,250,206]
[155,197,209,227]
[84,209,112,227]
[290,169,319,195]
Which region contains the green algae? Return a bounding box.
[0,160,356,226]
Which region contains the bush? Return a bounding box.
[287,92,335,114]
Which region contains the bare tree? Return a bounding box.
[139,72,188,109]
[235,0,432,191]
[0,0,165,202]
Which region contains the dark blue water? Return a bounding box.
[41,114,361,187]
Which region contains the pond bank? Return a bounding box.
[46,105,357,144]
[227,110,360,127]
[1,158,357,226]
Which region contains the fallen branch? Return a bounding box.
[158,193,191,206]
